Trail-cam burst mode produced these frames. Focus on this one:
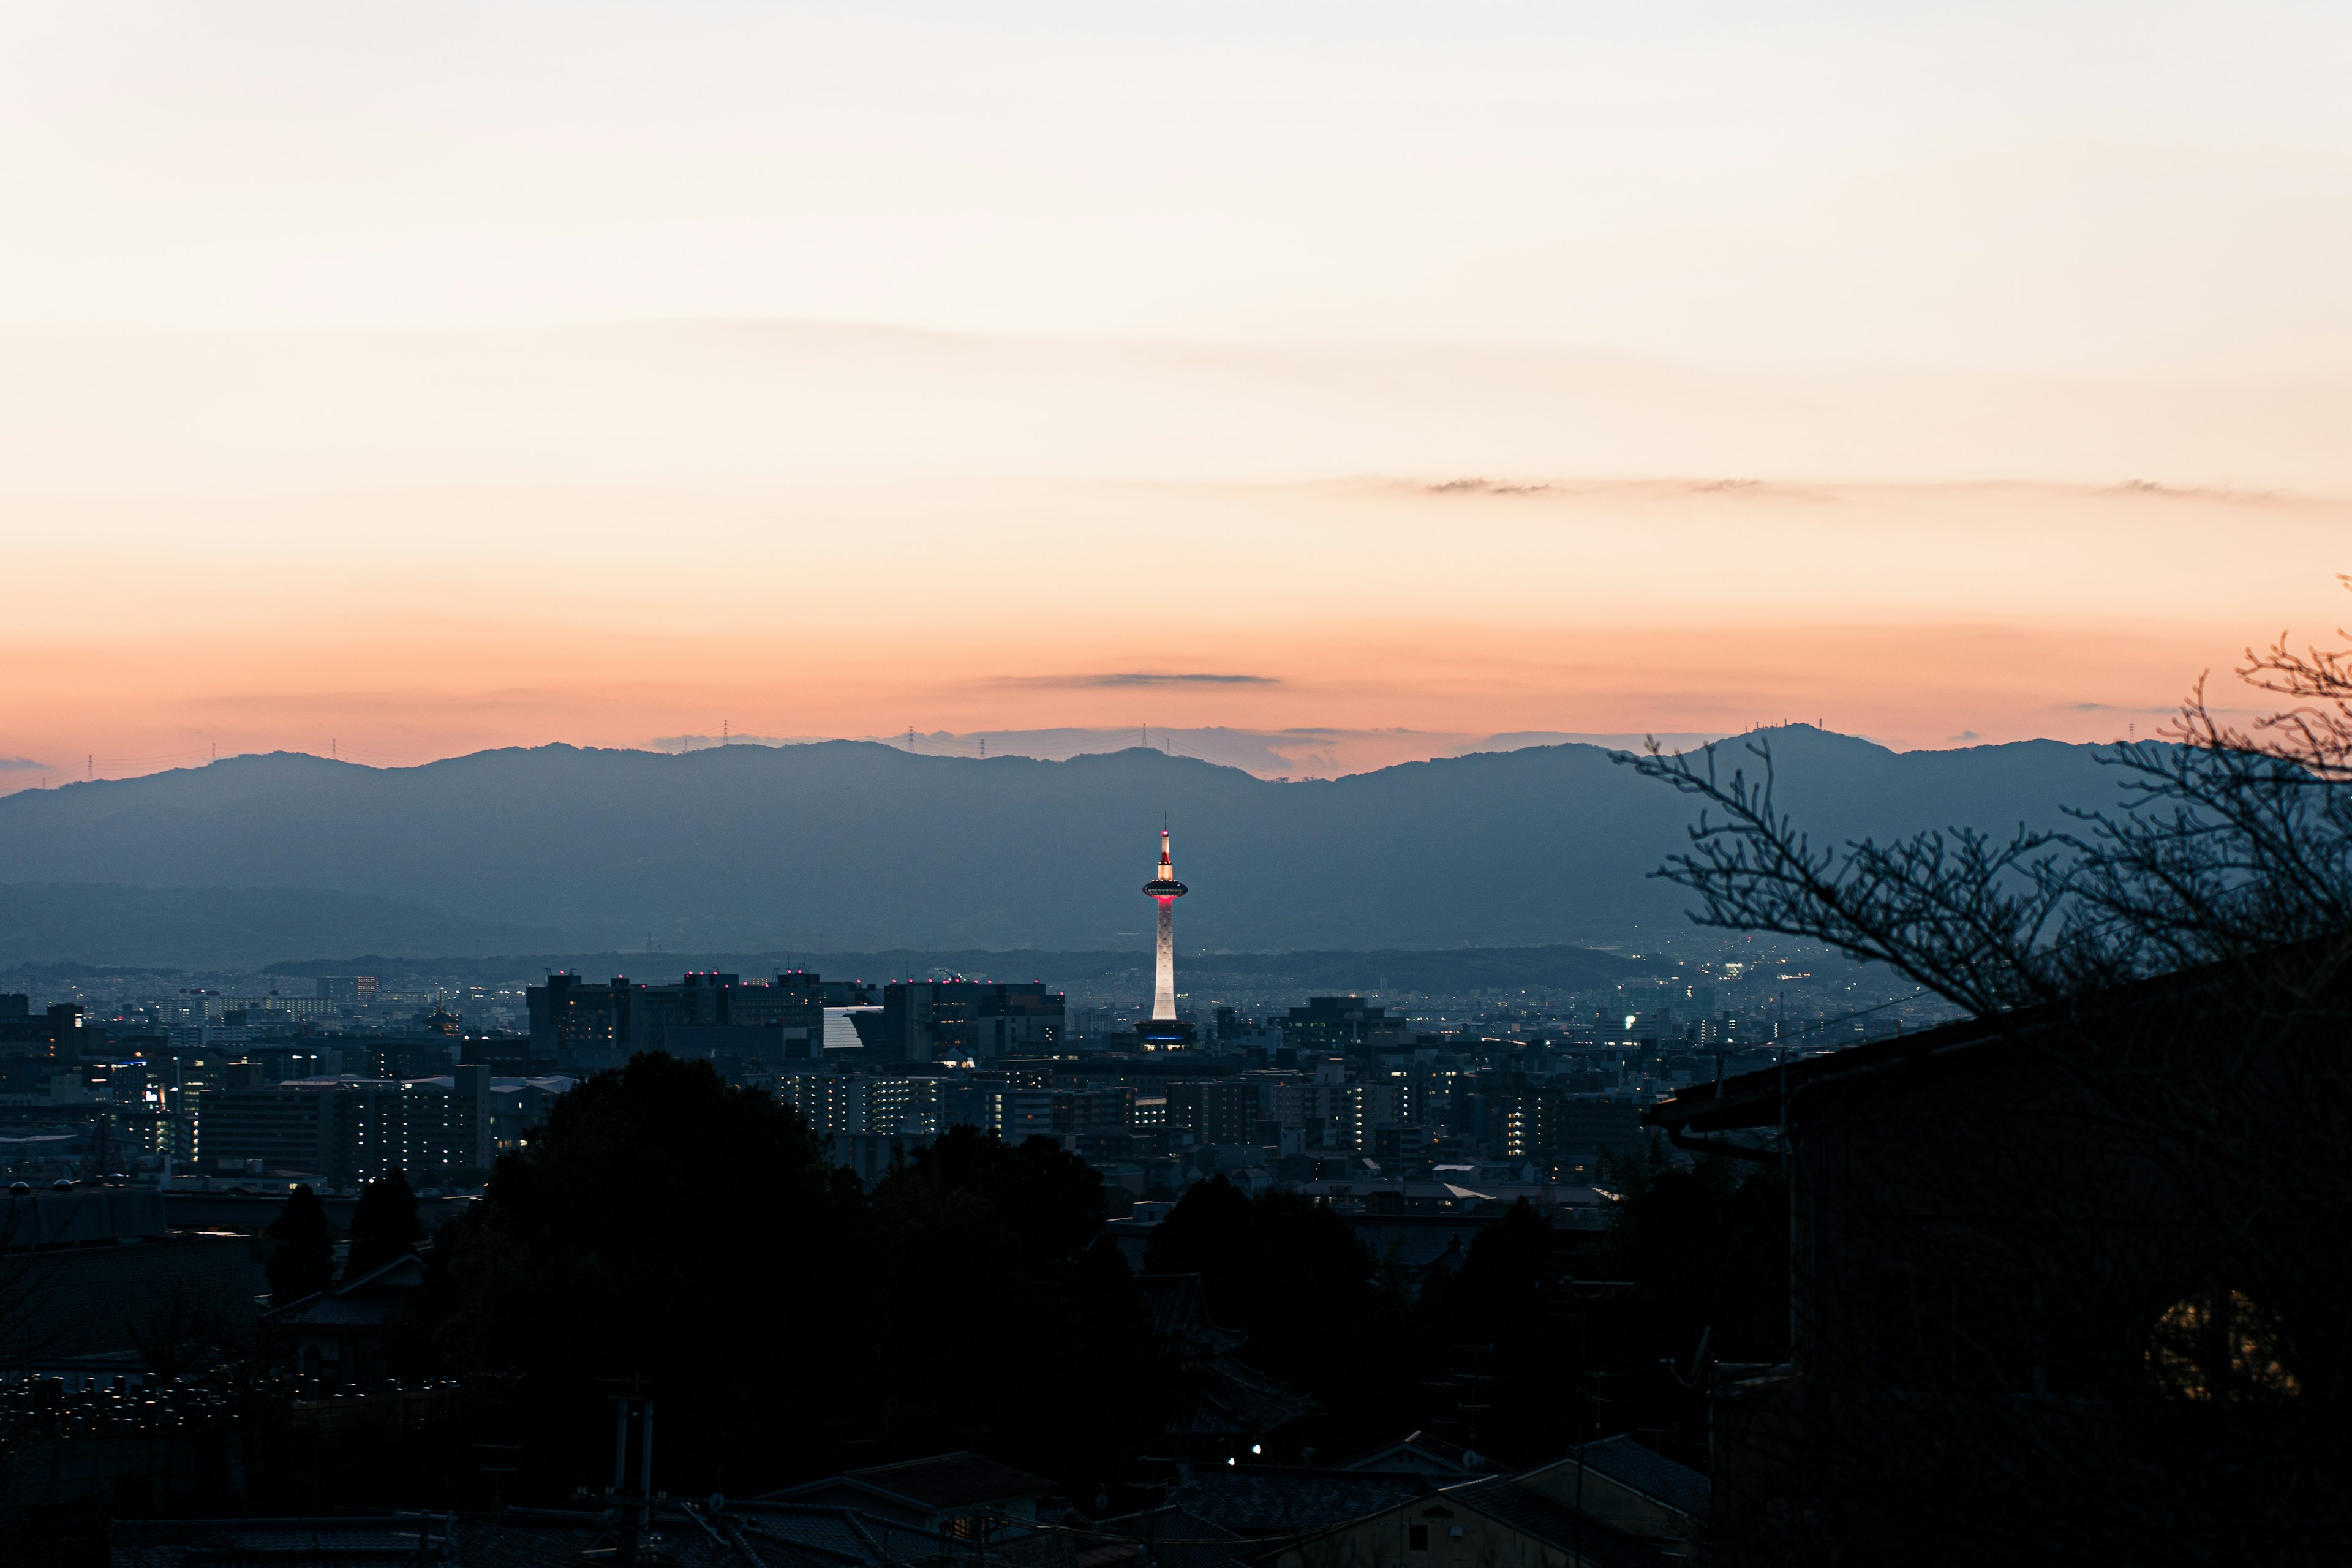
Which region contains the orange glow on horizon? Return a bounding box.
[6,477,2343,787]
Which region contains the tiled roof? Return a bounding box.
[1178,1358,1313,1438]
[728,1502,963,1566]
[1167,1470,1431,1536]
[263,1253,424,1327]
[108,1504,962,1568]
[1441,1477,1662,1568]
[1093,1504,1249,1568]
[1570,1436,1709,1521]
[835,1451,1055,1509]
[1138,1275,1248,1357]
[268,1293,404,1328]
[1337,1430,1490,1476]
[111,1515,451,1568]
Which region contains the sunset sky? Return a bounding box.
[6,2,2351,785]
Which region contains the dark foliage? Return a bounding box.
[1589,1140,1787,1471]
[1144,1176,1423,1448]
[263,1185,335,1305]
[1411,1156,1788,1472]
[407,1063,1166,1505]
[1619,579,2352,1562]
[344,1169,421,1282]
[1417,1199,1578,1463]
[236,1077,1796,1513]
[867,1128,1167,1496]
[429,1052,866,1498]
[1622,580,2352,1015]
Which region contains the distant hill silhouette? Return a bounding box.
[0,882,561,971]
[0,729,2136,966]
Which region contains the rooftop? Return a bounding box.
[810,1451,1056,1510]
[1564,1434,1711,1521]
[1442,1476,1662,1568]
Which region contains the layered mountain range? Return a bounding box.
[0,728,2136,968]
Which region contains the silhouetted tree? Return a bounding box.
[1585,1139,1787,1471]
[1624,578,2352,1010]
[432,1052,865,1499]
[893,1122,1107,1262]
[1417,1199,1575,1463]
[1595,1136,1787,1371]
[265,1184,336,1305]
[1620,578,2352,1563]
[1145,1177,1419,1447]
[344,1169,421,1282]
[868,1128,1164,1496]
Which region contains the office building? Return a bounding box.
[315,976,381,1008]
[1166,1079,1257,1145]
[1281,996,1414,1055]
[192,1066,493,1186]
[853,981,1063,1065]
[529,970,882,1066]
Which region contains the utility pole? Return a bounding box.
[1556,1275,1636,1568]
[605,1381,655,1567]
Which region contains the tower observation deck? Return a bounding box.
[1142,827,1188,1029]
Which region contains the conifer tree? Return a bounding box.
[344,1169,421,1282]
[265,1183,336,1304]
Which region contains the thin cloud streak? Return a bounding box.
[997,673,1280,688]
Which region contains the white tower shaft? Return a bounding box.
[1144,827,1186,1025]
[1153,898,1177,1020]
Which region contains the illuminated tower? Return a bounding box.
[1142,826,1188,1031]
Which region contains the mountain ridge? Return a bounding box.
[0,728,2139,964]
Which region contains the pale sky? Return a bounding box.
[9,1,2352,370]
[4,2,2348,783]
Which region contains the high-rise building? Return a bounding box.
[528,970,882,1066]
[853,980,1064,1065]
[315,975,380,1008]
[194,1066,493,1185]
[1280,996,1412,1055]
[1139,827,1192,1047]
[1167,1079,1257,1145]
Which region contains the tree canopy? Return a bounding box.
[264,1184,335,1306]
[344,1169,421,1282]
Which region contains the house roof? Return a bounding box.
[1178,1356,1314,1438]
[1166,1469,1432,1536]
[768,1452,1054,1512]
[727,1501,967,1566]
[111,1503,963,1568]
[1338,1430,1490,1476]
[1095,1505,1250,1568]
[0,1186,168,1250]
[1140,1273,1249,1357]
[1643,1007,2019,1138]
[111,1516,453,1568]
[1645,938,2352,1141]
[1560,1436,1709,1522]
[263,1252,424,1327]
[1442,1477,1662,1568]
